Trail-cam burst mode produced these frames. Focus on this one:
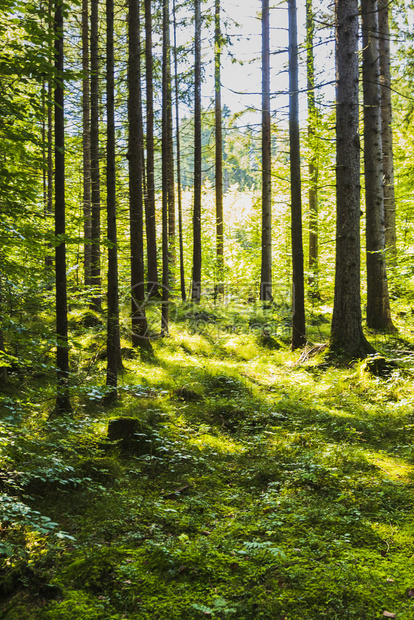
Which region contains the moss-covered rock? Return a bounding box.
[360,355,391,377]
[107,417,155,454]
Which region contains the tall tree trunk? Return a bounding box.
[0,278,8,386]
[166,7,175,285]
[42,78,47,220]
[306,0,319,298]
[90,0,101,311]
[215,0,224,296]
[46,0,54,273]
[45,74,54,273]
[82,0,92,287]
[378,0,396,256]
[330,0,374,359]
[288,0,306,349]
[191,0,202,303]
[161,0,172,331]
[144,0,159,297]
[54,0,71,412]
[106,0,121,398]
[260,0,272,302]
[129,0,151,349]
[361,0,394,331]
[173,0,186,301]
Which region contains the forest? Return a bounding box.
[1,0,414,617]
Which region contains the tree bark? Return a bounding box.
[161,0,171,333]
[106,0,121,398]
[54,0,71,412]
[215,0,224,296]
[129,0,151,349]
[90,0,101,311]
[45,0,54,273]
[191,0,202,303]
[378,0,396,256]
[288,0,306,349]
[330,0,374,359]
[82,0,92,287]
[361,0,394,331]
[0,278,8,386]
[306,0,319,298]
[166,6,175,286]
[144,0,159,297]
[173,0,186,301]
[260,0,272,302]
[42,78,47,233]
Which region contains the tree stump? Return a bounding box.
[107,417,154,453]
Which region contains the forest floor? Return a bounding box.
[1,301,414,619]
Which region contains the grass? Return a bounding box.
[1,304,414,619]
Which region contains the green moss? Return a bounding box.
[74,456,122,483]
[60,547,127,593]
[3,309,414,619]
[43,591,120,620]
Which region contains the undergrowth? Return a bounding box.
[1,306,414,619]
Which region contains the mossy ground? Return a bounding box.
[1,304,414,619]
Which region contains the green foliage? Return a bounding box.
[1,317,414,618]
[43,591,121,620]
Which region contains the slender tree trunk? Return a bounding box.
[173,0,186,301]
[191,0,202,303]
[260,0,272,302]
[90,0,101,311]
[144,0,159,297]
[161,0,172,331]
[361,0,394,331]
[166,10,175,285]
[106,0,121,398]
[215,0,224,296]
[54,0,71,412]
[0,278,8,386]
[47,71,54,219]
[141,117,147,211]
[42,79,47,217]
[330,0,374,359]
[45,77,54,273]
[378,0,396,256]
[288,0,306,349]
[45,0,54,273]
[129,0,151,349]
[306,0,319,297]
[82,0,92,287]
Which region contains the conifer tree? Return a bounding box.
[82,0,92,287]
[306,0,319,297]
[260,0,272,302]
[173,0,186,301]
[288,0,306,349]
[361,0,394,331]
[191,0,202,303]
[54,0,71,412]
[90,0,101,311]
[378,0,397,256]
[129,0,151,348]
[161,0,173,331]
[330,0,374,358]
[215,0,224,295]
[145,0,159,296]
[106,0,121,397]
